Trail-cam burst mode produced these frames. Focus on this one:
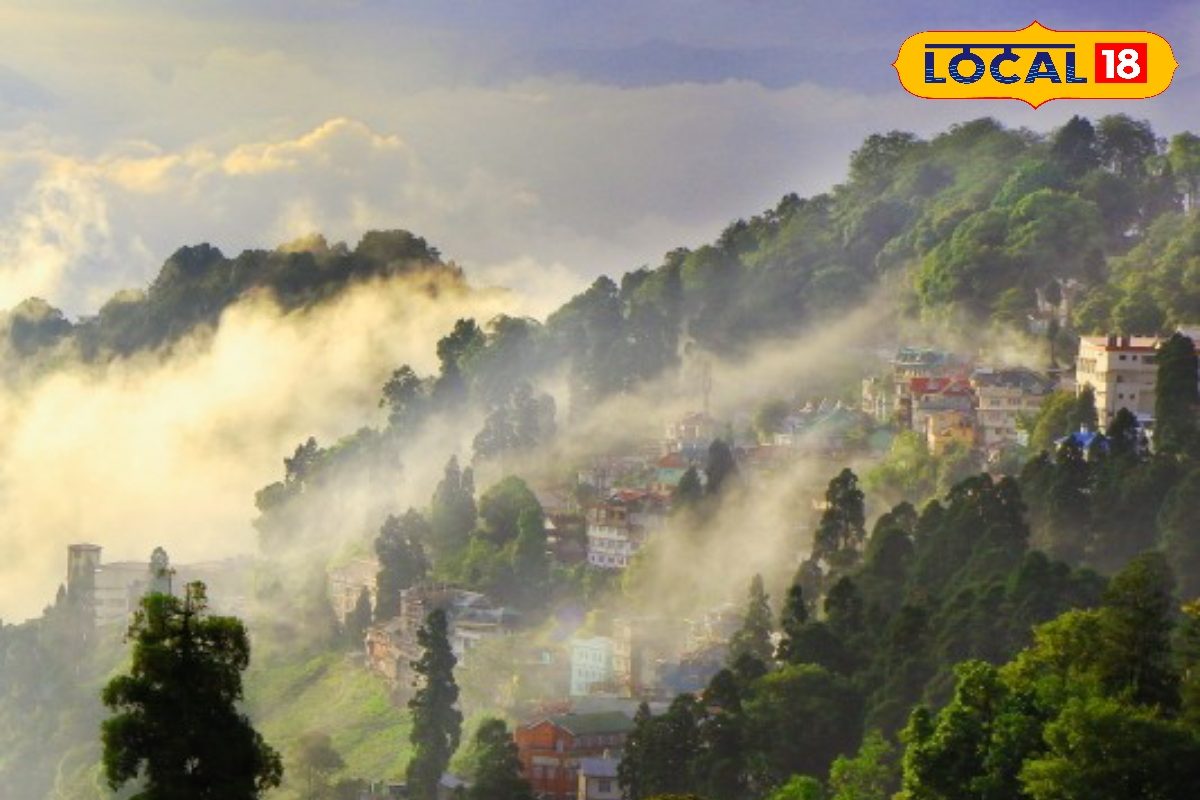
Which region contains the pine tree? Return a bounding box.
[775,580,809,663]
[672,466,704,509]
[705,439,738,495]
[814,468,867,573]
[407,609,463,800]
[431,457,477,559]
[374,510,430,622]
[729,574,774,666]
[1154,333,1198,455]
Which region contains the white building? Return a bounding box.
[570,636,616,697]
[578,756,624,800]
[1076,335,1162,429]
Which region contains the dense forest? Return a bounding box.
[3,113,1200,799]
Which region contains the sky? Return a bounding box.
[0,1,1197,620]
[0,0,1196,315]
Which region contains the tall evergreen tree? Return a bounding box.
[1154,332,1198,455]
[672,466,704,510]
[431,457,477,560]
[775,580,809,663]
[814,468,867,572]
[729,574,774,666]
[705,439,738,495]
[407,609,463,800]
[374,510,430,622]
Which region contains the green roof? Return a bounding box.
[547,711,634,736]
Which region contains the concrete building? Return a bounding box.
[570,636,616,697]
[1076,335,1161,429]
[585,491,665,571]
[907,376,974,437]
[970,367,1056,453]
[64,544,245,628]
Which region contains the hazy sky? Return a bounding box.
[0,0,1196,314]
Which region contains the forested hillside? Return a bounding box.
[4,113,1200,800]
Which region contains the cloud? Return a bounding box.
[0,272,517,622]
[222,117,408,175]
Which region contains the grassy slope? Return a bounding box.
[245,650,411,797]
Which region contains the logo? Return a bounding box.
[893,21,1176,107]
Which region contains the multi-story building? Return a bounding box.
[514,712,634,800]
[970,367,1056,453]
[570,636,616,697]
[64,544,245,629]
[585,491,665,570]
[1076,335,1162,430]
[907,376,974,435]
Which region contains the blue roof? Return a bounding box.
[1054,431,1108,451]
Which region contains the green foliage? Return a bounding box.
[1154,332,1198,455]
[407,609,463,800]
[745,664,863,787]
[828,729,897,800]
[477,476,543,546]
[293,731,346,800]
[814,468,867,573]
[430,457,477,561]
[767,775,826,800]
[374,510,431,621]
[101,584,283,799]
[465,718,533,800]
[620,698,704,800]
[899,553,1199,800]
[728,574,774,666]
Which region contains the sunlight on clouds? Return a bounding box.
[222,117,409,176]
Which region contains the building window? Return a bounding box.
[598,779,612,792]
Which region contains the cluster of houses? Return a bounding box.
[861,347,1061,461]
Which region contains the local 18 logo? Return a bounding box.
[894,21,1176,107]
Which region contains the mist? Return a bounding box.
[0,268,530,622]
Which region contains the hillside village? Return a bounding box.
[52,323,1200,800]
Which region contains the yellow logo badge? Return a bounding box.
[893,21,1177,108]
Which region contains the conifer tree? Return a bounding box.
[407,609,462,800]
[729,574,774,666]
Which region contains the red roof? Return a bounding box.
[910,376,973,397]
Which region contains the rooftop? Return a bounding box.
[545,711,635,737]
[578,757,620,778]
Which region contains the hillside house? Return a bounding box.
[514,712,635,800]
[578,756,624,800]
[365,583,516,688]
[970,367,1056,454]
[906,376,974,435]
[585,491,666,570]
